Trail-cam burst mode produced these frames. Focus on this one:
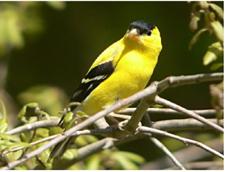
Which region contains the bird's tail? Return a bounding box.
[49,137,74,160]
[49,102,80,161]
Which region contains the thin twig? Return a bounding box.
[108,113,131,120]
[2,134,60,155]
[156,73,223,92]
[138,126,224,159]
[152,118,223,131]
[119,108,219,118]
[6,118,59,135]
[149,137,186,170]
[4,128,119,157]
[144,104,185,170]
[154,96,224,133]
[52,134,143,169]
[52,137,117,169]
[141,138,223,169]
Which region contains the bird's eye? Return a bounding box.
[146,31,151,36]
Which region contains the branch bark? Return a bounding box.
[6,118,59,135]
[154,96,224,133]
[153,118,223,131]
[149,137,186,170]
[141,138,223,169]
[120,108,219,118]
[52,134,143,169]
[138,126,223,159]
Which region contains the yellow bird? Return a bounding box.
[71,20,162,115]
[51,20,162,159]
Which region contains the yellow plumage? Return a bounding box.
[79,25,162,115]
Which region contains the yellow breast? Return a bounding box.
[80,48,158,115]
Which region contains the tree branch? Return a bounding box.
[124,100,150,132]
[4,118,221,157]
[141,138,223,169]
[6,112,222,136]
[138,126,223,159]
[119,108,219,118]
[152,118,223,131]
[1,72,223,169]
[2,134,60,156]
[6,118,59,135]
[154,96,224,133]
[52,134,143,169]
[149,137,186,170]
[123,72,223,132]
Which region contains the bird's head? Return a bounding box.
[124,20,162,51]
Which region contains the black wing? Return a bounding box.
[70,61,114,102]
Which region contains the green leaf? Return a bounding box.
[203,42,223,66]
[189,11,201,32]
[86,154,101,170]
[0,133,20,142]
[0,134,29,163]
[62,148,78,160]
[4,142,29,153]
[37,149,52,169]
[210,21,224,43]
[210,62,223,71]
[4,149,23,162]
[18,102,40,123]
[203,50,217,66]
[112,152,139,170]
[49,126,63,135]
[75,135,98,147]
[75,136,89,147]
[35,128,49,138]
[82,135,98,144]
[63,112,74,127]
[116,151,145,164]
[209,3,223,20]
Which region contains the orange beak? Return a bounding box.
[127,28,140,42]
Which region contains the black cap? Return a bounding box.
[128,20,155,35]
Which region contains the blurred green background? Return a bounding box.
[0,1,223,169]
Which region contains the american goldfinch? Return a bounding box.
[51,20,162,159]
[71,20,162,115]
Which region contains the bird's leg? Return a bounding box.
[118,118,142,132]
[95,112,131,129]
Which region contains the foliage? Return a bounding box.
[189,1,223,70]
[0,1,223,170]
